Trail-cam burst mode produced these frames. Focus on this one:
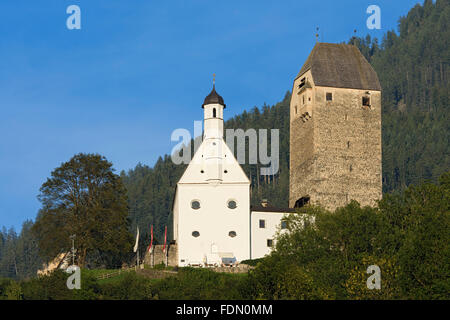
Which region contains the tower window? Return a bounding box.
[259,219,266,228]
[228,231,237,238]
[302,95,305,105]
[349,164,353,172]
[295,106,297,114]
[326,92,333,101]
[294,196,310,208]
[192,231,200,238]
[213,108,217,117]
[347,141,350,148]
[281,221,287,229]
[362,96,370,107]
[191,200,201,210]
[298,77,306,89]
[267,239,273,247]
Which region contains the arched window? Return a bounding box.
[213,108,217,118]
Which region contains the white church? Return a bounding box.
[172,85,294,267]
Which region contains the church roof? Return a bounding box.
[251,206,297,213]
[202,85,226,108]
[296,43,381,91]
[177,138,250,185]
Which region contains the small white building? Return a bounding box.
[250,203,296,259]
[173,86,296,267]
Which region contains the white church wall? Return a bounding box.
[173,188,179,242]
[177,183,250,267]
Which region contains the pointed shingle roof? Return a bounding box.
[296,43,381,91]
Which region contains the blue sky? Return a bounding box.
[0,0,423,230]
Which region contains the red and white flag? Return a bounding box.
[147,225,153,253]
[162,226,167,253]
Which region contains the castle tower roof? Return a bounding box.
[296,43,381,91]
[202,85,226,108]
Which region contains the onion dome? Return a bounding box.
[202,85,226,108]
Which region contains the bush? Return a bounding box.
[247,173,450,300]
[97,272,153,300]
[150,267,246,300]
[240,258,264,267]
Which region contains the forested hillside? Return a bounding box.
[0,221,42,279]
[122,0,449,244]
[350,0,449,192]
[0,0,448,278]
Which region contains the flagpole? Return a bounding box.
[149,225,154,268]
[163,226,168,267]
[133,226,140,270]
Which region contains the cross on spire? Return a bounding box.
[213,73,216,86]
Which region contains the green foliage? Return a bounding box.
[240,258,264,267]
[98,272,153,300]
[149,267,246,300]
[4,281,23,300]
[1,267,249,300]
[120,158,185,248]
[21,270,74,300]
[247,173,449,300]
[0,221,42,280]
[31,153,133,268]
[381,175,450,298]
[153,262,167,270]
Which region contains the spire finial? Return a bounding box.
[213,73,216,86]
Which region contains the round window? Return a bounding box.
[191,200,200,210]
[192,231,200,238]
[227,200,237,209]
[228,231,237,238]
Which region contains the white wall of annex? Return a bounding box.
[251,211,286,259]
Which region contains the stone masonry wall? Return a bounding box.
[143,244,178,267]
[289,70,316,207]
[313,86,382,210]
[289,72,382,211]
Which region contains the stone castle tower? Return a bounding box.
[289,43,382,211]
